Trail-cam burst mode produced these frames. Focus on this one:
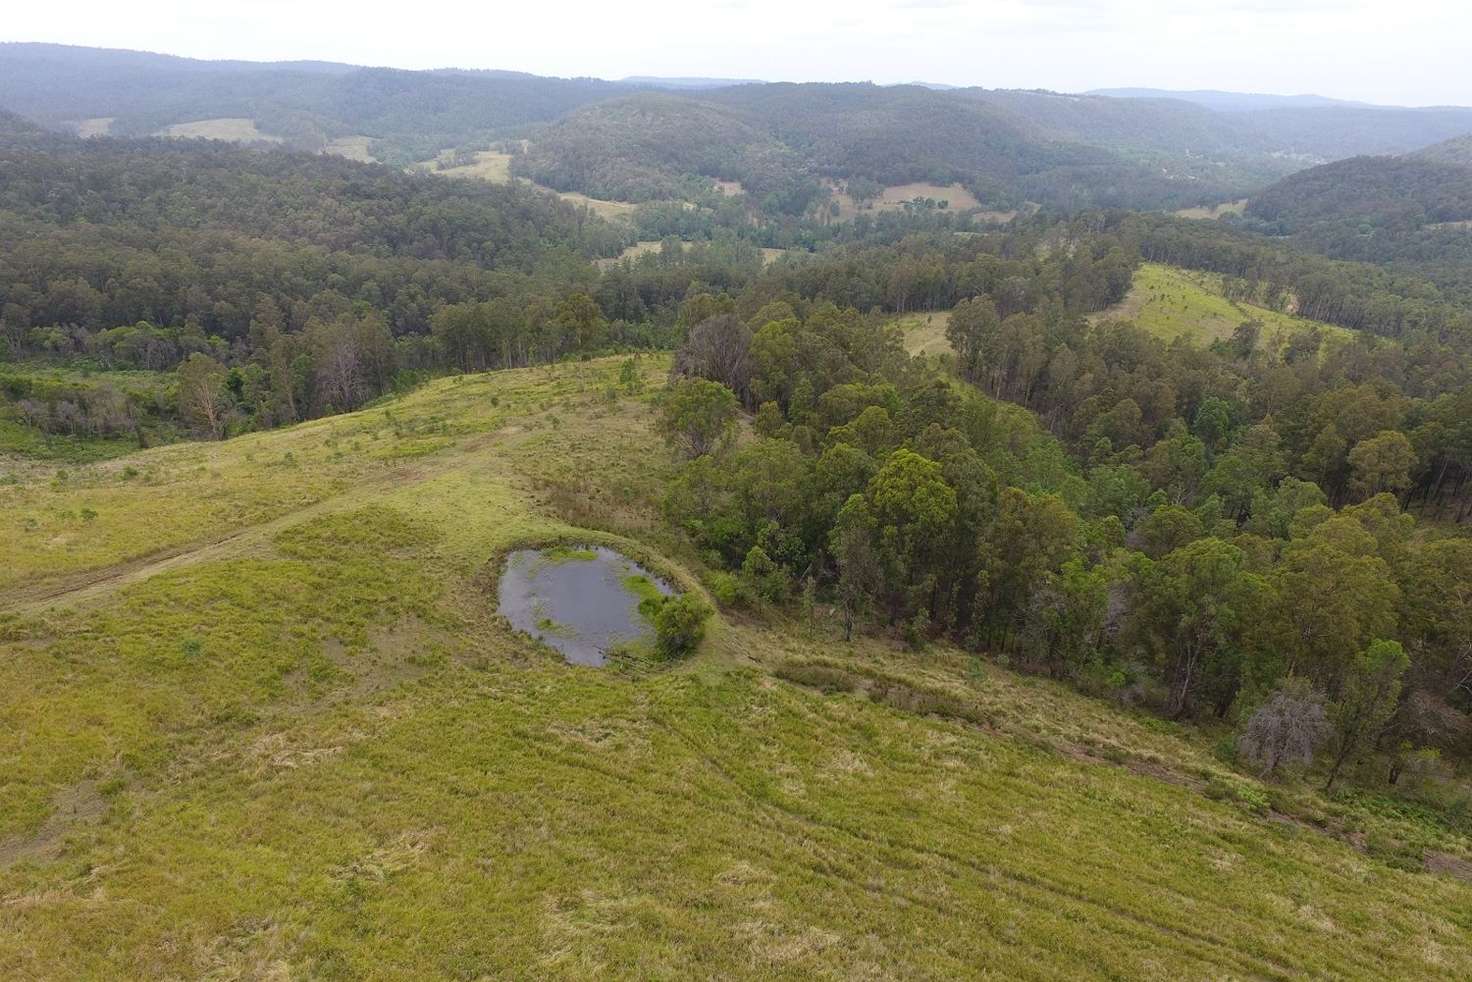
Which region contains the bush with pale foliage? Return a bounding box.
[1238,677,1330,777]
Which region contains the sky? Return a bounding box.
[5,0,1470,106]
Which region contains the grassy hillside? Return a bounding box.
[2,355,1469,977]
[1094,262,1351,346]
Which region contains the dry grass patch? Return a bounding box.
[157,118,282,143]
[73,117,113,138]
[830,181,997,221]
[555,189,639,221]
[894,310,953,358]
[322,135,376,163]
[423,149,514,182]
[594,240,687,269]
[1174,199,1248,220]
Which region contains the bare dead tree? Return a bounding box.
[1239,677,1330,778]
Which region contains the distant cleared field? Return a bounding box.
[426,149,513,182]
[831,181,990,220]
[421,149,640,221]
[157,118,282,143]
[1174,199,1248,220]
[556,189,639,220]
[595,242,790,270]
[1097,263,1351,347]
[322,135,377,163]
[895,310,953,357]
[713,179,744,196]
[73,117,113,138]
[594,240,686,269]
[878,182,982,210]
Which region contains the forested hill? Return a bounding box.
[8,42,1472,205]
[1248,155,1472,231]
[0,43,640,165]
[0,107,45,138]
[1414,133,1472,166]
[515,82,1472,213]
[1086,87,1371,111]
[515,84,1248,212]
[0,130,626,264]
[1241,154,1472,269]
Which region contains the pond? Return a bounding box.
[496,545,674,666]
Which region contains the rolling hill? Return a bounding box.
[1413,132,1472,167]
[1242,151,1472,268]
[517,83,1256,212]
[1087,87,1374,112]
[0,43,640,164]
[9,44,1472,211]
[1248,155,1472,231]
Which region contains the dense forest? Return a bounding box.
[0,124,642,438]
[1236,153,1472,274]
[1248,156,1472,232]
[1414,133,1472,166]
[661,243,1472,789]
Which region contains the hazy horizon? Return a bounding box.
[5,0,1471,108]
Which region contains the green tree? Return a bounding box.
[654,593,713,659]
[1325,639,1409,791]
[978,488,1079,647]
[553,292,607,352]
[176,352,231,439]
[1134,538,1255,718]
[1023,559,1108,679]
[657,378,739,458]
[740,545,790,604]
[831,494,882,642]
[866,449,958,624]
[1134,504,1204,559]
[1273,519,1399,694]
[1347,430,1416,501]
[945,296,1000,383]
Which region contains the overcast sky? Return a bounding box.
[6,0,1469,106]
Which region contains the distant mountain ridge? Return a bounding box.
[7,43,1472,211]
[1087,87,1382,112]
[620,76,764,90]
